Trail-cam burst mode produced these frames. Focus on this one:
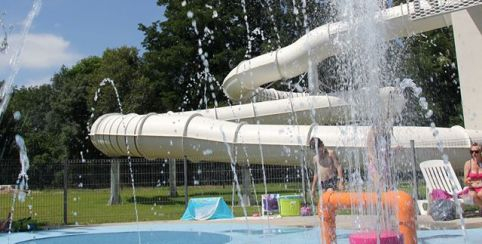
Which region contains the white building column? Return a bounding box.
[452,6,482,130]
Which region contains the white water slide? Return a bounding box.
[90,2,482,171]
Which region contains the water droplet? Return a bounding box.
[202,149,213,155]
[442,154,449,163]
[18,191,26,202]
[187,11,193,19]
[13,111,21,121]
[425,110,433,118]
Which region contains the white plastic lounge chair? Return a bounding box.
[417,159,463,215]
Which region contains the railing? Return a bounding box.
[410,0,482,20]
[0,158,306,226]
[0,151,439,227]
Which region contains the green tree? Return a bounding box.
[0,85,60,187]
[403,27,462,127]
[139,0,328,110]
[49,47,149,160]
[139,1,244,111]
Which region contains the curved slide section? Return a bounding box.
[175,94,349,125]
[170,86,402,125]
[222,2,452,101]
[90,112,482,171]
[89,86,411,167]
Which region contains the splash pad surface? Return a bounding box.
[2,221,482,244]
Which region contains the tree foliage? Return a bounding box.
[138,0,331,110]
[1,46,148,164]
[402,27,462,127]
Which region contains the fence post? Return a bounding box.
[108,159,122,205]
[301,156,306,202]
[231,180,235,210]
[240,165,251,206]
[410,140,419,202]
[63,160,68,225]
[169,159,178,197]
[183,156,188,207]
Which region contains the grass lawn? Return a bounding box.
[1,181,434,228]
[1,182,303,226]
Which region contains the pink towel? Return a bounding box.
[431,187,472,200]
[430,189,453,200]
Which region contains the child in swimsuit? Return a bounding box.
[309,137,344,199]
[463,142,482,208]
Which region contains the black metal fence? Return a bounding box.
[0,158,307,226]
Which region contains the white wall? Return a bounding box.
[452,6,482,130]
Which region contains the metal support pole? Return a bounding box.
[183,156,188,207]
[63,160,68,225]
[410,140,419,201]
[169,159,178,197]
[301,157,306,202]
[108,159,122,205]
[240,166,251,206]
[231,180,235,210]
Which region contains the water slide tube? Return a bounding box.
[175,86,402,124]
[89,2,478,172]
[90,109,482,171]
[222,2,452,101]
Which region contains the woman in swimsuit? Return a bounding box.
[463,142,482,208]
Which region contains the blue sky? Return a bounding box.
[0,0,165,87]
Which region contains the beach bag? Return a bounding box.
[429,199,456,221]
[300,205,312,216]
[458,187,474,205]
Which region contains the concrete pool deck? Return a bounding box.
[210,214,482,230]
[90,214,482,230]
[2,215,482,244]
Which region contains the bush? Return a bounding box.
[10,217,42,232]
